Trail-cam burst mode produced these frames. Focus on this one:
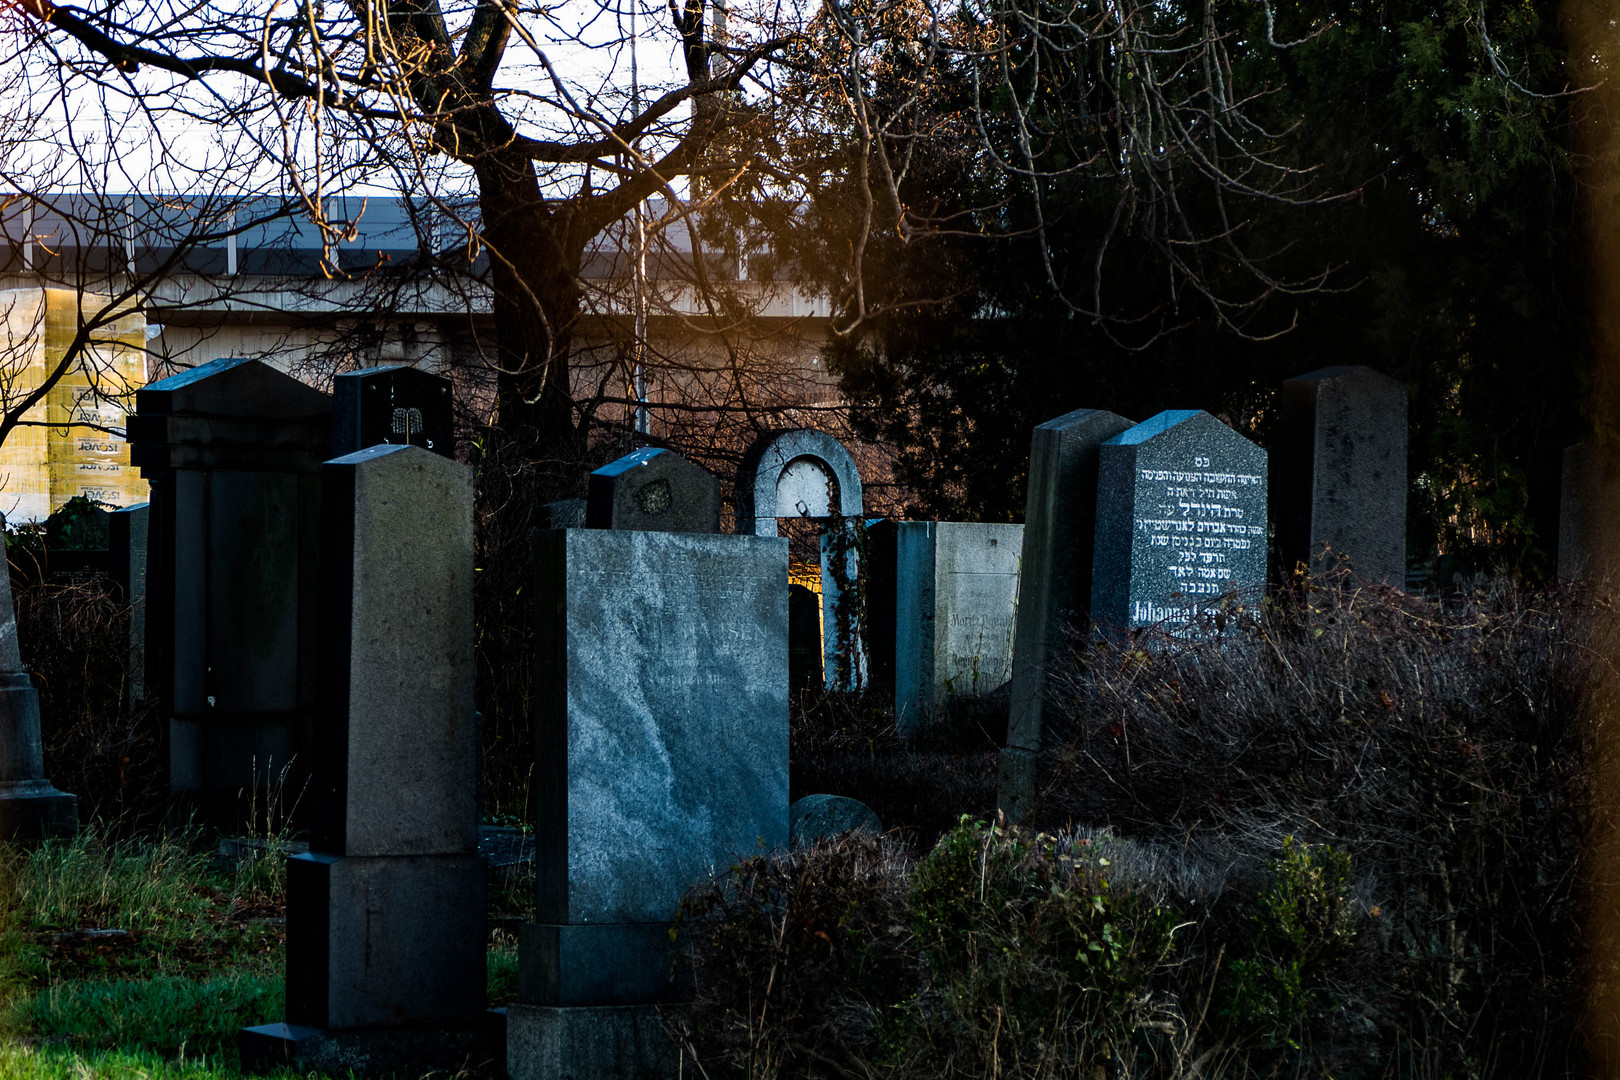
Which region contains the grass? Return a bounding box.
[0,826,523,1080]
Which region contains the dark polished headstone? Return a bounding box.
[1275,366,1407,583]
[332,365,454,459]
[788,583,822,690]
[1092,411,1267,634]
[128,356,331,828]
[586,448,721,534]
[1000,409,1133,822]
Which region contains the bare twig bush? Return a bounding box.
[1034,572,1604,1077]
[684,575,1605,1078]
[10,574,163,830]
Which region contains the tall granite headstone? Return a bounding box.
[510,528,788,1080]
[586,448,722,533]
[893,522,1024,733]
[127,357,332,827]
[109,503,149,708]
[999,409,1133,822]
[1275,366,1407,583]
[332,365,454,459]
[0,521,76,841]
[240,444,488,1075]
[1558,442,1620,583]
[1092,411,1267,633]
[736,429,865,690]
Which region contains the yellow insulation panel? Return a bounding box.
[0,288,148,522]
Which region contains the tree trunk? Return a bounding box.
[474,154,591,486]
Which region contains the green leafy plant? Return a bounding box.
[1224,838,1355,1046]
[910,818,1181,1070]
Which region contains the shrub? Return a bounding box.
[1036,573,1598,1077]
[909,818,1182,1074]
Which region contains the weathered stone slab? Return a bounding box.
[586,448,721,534]
[332,364,454,459]
[310,444,477,858]
[507,1003,679,1080]
[1276,366,1406,583]
[1092,411,1267,633]
[253,443,486,1072]
[1001,409,1132,822]
[531,528,789,925]
[894,522,1023,732]
[513,526,787,1080]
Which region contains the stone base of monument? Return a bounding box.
[507,1002,683,1080]
[239,1013,505,1076]
[995,746,1038,824]
[0,779,78,842]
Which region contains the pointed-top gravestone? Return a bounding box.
[1092,411,1267,633]
[128,356,332,828]
[332,365,455,459]
[586,447,721,533]
[1276,366,1407,584]
[0,522,77,841]
[999,408,1133,822]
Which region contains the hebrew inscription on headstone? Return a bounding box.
[1092,411,1267,632]
[333,365,454,459]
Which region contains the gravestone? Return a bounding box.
[586,448,721,533]
[0,520,77,841]
[862,520,899,691]
[1000,409,1133,822]
[788,584,822,689]
[1092,411,1267,633]
[894,522,1024,733]
[1275,366,1407,583]
[736,429,865,690]
[1559,442,1620,583]
[790,794,882,847]
[127,356,332,827]
[509,528,788,1080]
[332,365,454,459]
[240,445,490,1075]
[109,503,149,708]
[539,499,586,530]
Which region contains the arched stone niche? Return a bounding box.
[734,429,866,691]
[735,429,864,536]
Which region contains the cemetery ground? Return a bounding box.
[0,561,1612,1078]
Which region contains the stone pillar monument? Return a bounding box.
[0,522,77,841]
